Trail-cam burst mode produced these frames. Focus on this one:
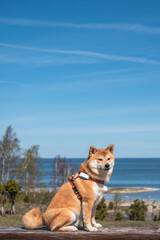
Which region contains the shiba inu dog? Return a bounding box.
[23,144,115,232]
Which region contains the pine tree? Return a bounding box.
[95,198,108,220]
[115,212,123,221]
[153,215,158,221]
[4,179,21,214]
[128,199,147,221]
[108,201,114,210]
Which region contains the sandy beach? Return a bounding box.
[108,187,159,194]
[106,199,160,207]
[34,186,159,194]
[105,188,160,218]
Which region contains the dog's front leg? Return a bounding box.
[91,205,102,228]
[82,200,97,232]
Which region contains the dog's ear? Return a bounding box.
[106,144,114,153]
[89,146,97,156]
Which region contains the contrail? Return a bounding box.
[0,17,160,34]
[0,42,160,65]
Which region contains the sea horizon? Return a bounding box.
[38,157,160,201]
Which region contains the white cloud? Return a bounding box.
[1,17,160,34]
[64,69,135,79]
[0,42,160,65]
[0,53,99,67]
[17,124,160,136]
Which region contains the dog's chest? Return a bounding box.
[92,183,108,205]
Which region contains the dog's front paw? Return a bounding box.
[86,226,98,232]
[93,223,102,228]
[69,226,78,232]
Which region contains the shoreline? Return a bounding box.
[32,187,159,194]
[105,199,160,208]
[107,187,159,194]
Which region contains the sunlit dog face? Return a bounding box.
[87,144,115,182]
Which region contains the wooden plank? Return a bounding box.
[0,227,160,240]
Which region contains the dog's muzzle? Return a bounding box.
[104,163,111,170]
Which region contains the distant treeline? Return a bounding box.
[0,125,77,192]
[0,125,77,215]
[0,125,41,193]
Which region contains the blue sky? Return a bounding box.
[0,0,160,158]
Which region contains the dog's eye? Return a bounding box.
[108,158,111,160]
[98,158,103,161]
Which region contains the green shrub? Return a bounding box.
[40,191,54,205]
[115,211,123,221]
[95,198,108,220]
[153,215,158,221]
[23,195,29,203]
[128,199,147,221]
[4,180,21,214]
[154,212,160,221]
[108,201,114,210]
[22,191,54,205]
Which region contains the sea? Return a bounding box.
[40,158,160,201]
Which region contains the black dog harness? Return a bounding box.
[68,172,104,200]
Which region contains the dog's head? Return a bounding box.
[80,144,115,182]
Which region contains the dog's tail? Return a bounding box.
[22,207,44,229]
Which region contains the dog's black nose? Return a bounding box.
[105,163,110,169]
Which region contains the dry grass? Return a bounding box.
[98,219,160,228]
[1,214,160,228]
[0,191,159,228]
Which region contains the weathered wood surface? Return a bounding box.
[0,227,160,240]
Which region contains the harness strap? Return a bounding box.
[69,177,82,200]
[68,172,104,200]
